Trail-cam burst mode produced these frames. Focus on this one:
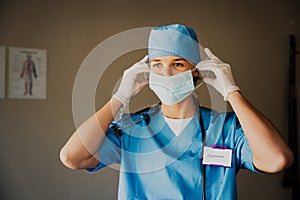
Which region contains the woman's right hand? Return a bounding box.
[112,55,149,106]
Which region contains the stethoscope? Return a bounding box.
[199,111,207,200]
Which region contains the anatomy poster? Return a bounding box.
[0,46,5,99]
[9,47,47,99]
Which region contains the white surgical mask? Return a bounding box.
[149,70,195,105]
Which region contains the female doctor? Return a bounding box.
[60,24,293,200]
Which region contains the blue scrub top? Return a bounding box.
[87,105,259,200]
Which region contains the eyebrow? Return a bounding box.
[151,58,187,62]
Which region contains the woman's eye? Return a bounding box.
[174,63,184,67]
[152,63,162,68]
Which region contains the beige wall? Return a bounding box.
[0,0,299,199]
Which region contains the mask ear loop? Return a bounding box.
[191,67,207,90]
[192,56,212,90]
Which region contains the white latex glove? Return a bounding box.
[196,48,240,100]
[112,55,149,106]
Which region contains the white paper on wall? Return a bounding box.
[9,47,47,99]
[0,46,5,99]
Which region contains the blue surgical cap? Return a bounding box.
[148,24,201,65]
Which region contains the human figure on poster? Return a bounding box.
[20,54,37,95]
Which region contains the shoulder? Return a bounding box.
[200,106,240,129]
[200,106,234,120]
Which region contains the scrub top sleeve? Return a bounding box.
[233,114,263,173]
[85,127,122,173]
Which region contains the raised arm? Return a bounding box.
[227,91,293,172]
[60,98,122,170]
[197,48,293,173]
[60,56,149,170]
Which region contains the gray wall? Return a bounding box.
[0,0,299,199]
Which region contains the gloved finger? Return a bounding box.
[139,55,149,63]
[196,61,219,72]
[125,62,150,74]
[196,61,220,80]
[133,64,150,75]
[204,48,220,61]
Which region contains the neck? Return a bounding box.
[161,94,198,119]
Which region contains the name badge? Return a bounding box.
[202,145,233,168]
